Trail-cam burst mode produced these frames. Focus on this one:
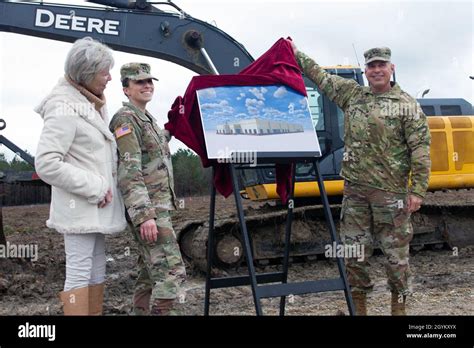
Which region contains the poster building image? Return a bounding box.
[197,85,321,159]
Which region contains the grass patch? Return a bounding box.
[3,225,16,235]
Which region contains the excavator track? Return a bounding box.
[176,190,474,272]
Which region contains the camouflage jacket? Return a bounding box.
[296,51,431,197]
[110,102,176,227]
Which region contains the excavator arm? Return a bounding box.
[0,0,253,74]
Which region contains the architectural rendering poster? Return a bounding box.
[196,85,321,159]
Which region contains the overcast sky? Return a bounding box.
[0,0,472,161]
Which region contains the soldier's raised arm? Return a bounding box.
[110,114,157,226]
[288,39,360,110]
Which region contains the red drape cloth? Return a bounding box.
[165,38,306,202]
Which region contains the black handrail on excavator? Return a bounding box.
[0,0,254,75]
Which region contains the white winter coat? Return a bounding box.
[35,78,127,234]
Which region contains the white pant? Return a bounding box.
[63,233,106,291]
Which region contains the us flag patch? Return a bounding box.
[115,124,132,139]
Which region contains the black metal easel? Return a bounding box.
[203,152,355,316]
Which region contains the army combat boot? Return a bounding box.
[150,299,175,316]
[133,288,152,315]
[391,292,406,315]
[351,291,367,316]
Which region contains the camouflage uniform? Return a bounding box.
[296,49,431,295]
[110,63,186,315]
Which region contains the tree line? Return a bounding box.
[0,153,34,171]
[171,148,212,197]
[0,149,211,197]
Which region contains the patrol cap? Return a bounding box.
[120,62,158,82]
[364,47,391,64]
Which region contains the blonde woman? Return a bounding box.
[35,37,127,315]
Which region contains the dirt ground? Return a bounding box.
[0,193,473,316]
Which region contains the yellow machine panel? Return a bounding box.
[244,116,474,200]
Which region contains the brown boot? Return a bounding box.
[391,292,406,316]
[150,299,175,316]
[59,286,89,315]
[351,291,367,316]
[89,284,104,315]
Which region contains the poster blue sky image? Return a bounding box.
[196,84,320,159]
[197,85,313,131]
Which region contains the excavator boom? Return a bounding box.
[0,0,253,74]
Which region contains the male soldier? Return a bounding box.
[289,41,431,315]
[110,63,186,315]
